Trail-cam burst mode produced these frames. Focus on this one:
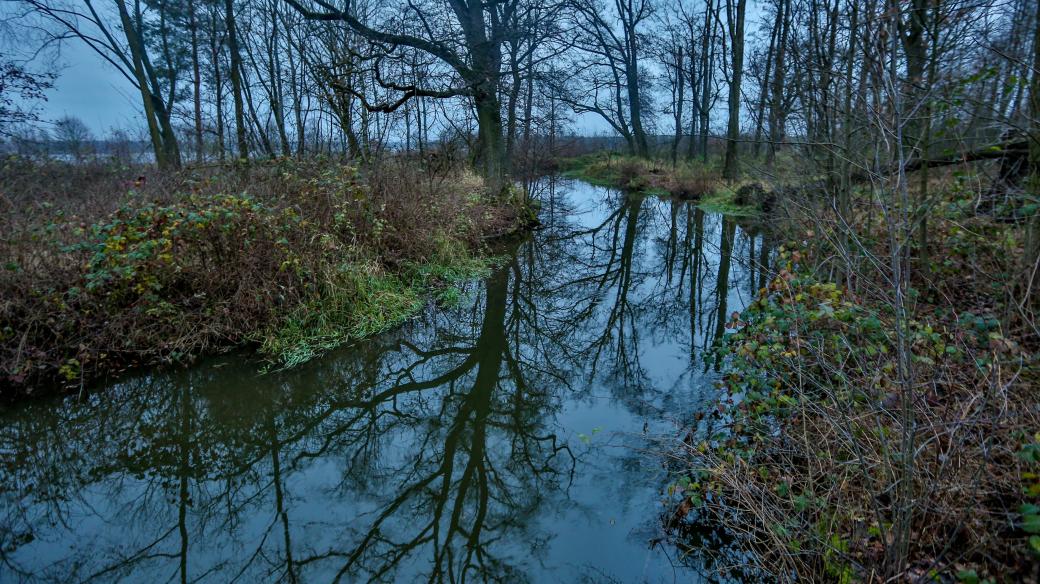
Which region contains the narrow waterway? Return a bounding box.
[0,178,768,583]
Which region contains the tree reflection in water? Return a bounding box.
[0,179,766,583]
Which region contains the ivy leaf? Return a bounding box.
[1021,513,1040,534]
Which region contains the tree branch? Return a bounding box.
[282,0,472,77]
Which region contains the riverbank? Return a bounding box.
[0,156,528,395]
[560,152,768,215]
[672,168,1040,581]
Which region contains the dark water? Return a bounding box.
[0,179,768,583]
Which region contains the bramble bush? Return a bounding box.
[672,242,1038,582]
[0,157,518,392]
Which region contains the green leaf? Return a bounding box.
[956,569,978,584]
[1021,513,1040,534]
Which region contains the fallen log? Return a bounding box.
[851,138,1029,182]
[903,139,1028,173]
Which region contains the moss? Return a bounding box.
[698,188,762,216]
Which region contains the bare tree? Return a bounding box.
[224,0,249,159]
[15,0,183,167]
[53,114,92,160]
[284,0,525,193]
[660,26,685,167]
[562,0,654,158]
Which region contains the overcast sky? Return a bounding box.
[36,47,146,134]
[32,47,618,138]
[7,0,760,141]
[31,43,626,139]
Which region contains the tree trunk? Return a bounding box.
[671,44,684,167]
[699,0,715,164]
[210,5,226,162]
[475,88,506,195]
[752,11,780,159]
[116,0,179,169]
[839,0,859,289]
[268,1,291,156]
[150,1,182,167]
[188,0,204,162]
[767,0,790,167]
[722,0,747,180]
[1022,0,1040,307]
[687,33,699,161]
[462,2,507,194]
[505,39,522,163]
[522,45,535,148]
[224,0,249,160]
[627,69,649,157]
[286,24,306,155]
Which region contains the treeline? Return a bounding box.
[5,0,1035,188]
[4,0,1035,199]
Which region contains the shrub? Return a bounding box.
[0,156,519,392]
[671,243,1038,581]
[617,158,649,191]
[733,183,774,209]
[669,167,720,199]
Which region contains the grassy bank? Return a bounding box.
[672,171,1040,581]
[560,151,767,215]
[0,156,524,395]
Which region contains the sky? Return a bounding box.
[37,47,145,135]
[25,30,623,139]
[33,47,617,138]
[35,53,618,139]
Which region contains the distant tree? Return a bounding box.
[53,115,93,161]
[107,127,135,165]
[562,0,654,158]
[721,0,746,180]
[672,0,722,163]
[659,25,685,167]
[223,0,249,160]
[16,0,183,168]
[9,126,52,158]
[764,0,789,168]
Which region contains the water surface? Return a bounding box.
[0,179,767,583]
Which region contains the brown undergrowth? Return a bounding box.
[562,152,723,200]
[0,155,521,395]
[669,169,1040,582]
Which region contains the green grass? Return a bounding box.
[258,243,497,371]
[560,153,624,187]
[698,185,764,216]
[257,262,421,370]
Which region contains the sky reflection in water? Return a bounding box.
[0,178,770,583]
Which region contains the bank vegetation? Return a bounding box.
[0,156,524,394]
